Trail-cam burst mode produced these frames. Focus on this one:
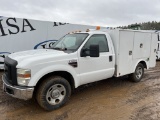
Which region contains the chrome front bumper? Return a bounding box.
[2,75,34,100]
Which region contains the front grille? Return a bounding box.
[4,63,12,84]
[4,56,18,85]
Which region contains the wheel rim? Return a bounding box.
[135,67,143,79]
[46,84,66,105]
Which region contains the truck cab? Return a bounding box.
[2,28,157,111]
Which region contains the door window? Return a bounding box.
[83,34,109,52]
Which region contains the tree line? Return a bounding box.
[119,21,160,30]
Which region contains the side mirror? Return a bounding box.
[81,44,99,57]
[90,44,99,57]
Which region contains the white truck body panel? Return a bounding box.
[107,29,157,77]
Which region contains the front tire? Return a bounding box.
[36,76,71,111]
[129,63,144,82]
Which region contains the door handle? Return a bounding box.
[109,56,112,62]
[129,51,132,55]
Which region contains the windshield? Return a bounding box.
[52,33,89,52]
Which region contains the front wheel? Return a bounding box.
[129,63,144,82]
[36,76,71,111]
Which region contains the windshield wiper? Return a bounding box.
[52,47,61,50]
[52,47,67,51]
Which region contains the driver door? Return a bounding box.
[78,34,114,86]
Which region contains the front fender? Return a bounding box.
[28,64,80,88]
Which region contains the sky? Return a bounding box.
[0,0,160,27]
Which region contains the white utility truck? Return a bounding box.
[2,28,157,111]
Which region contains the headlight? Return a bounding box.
[17,69,31,86]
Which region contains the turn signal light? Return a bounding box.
[18,74,31,78]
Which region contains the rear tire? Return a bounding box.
[129,63,144,82]
[36,76,71,111]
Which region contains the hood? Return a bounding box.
[8,49,71,68]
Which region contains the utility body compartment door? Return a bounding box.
[117,31,134,76]
[133,32,151,59]
[149,33,157,68]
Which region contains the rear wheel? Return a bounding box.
[129,63,144,82]
[36,76,71,111]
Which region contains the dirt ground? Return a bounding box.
[1,62,160,120]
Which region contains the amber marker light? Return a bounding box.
[96,26,101,30]
[18,73,31,78]
[86,29,90,32]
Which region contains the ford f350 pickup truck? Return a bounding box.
[2,28,157,111]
